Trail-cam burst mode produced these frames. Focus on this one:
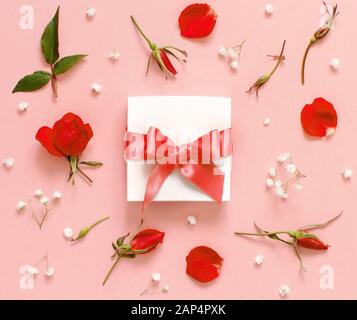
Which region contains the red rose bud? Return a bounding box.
[131,16,187,78]
[297,236,329,250]
[301,97,338,138]
[131,229,165,253]
[186,246,223,283]
[36,112,102,184]
[103,223,165,286]
[179,3,217,38]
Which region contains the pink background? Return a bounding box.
[0,0,356,299]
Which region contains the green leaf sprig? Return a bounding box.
[12,6,87,99]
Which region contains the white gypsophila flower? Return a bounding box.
[52,190,62,200]
[268,167,276,177]
[17,102,29,112]
[91,83,102,93]
[45,267,55,277]
[255,254,264,265]
[86,7,96,18]
[263,118,271,126]
[218,45,227,56]
[330,58,340,70]
[2,158,14,168]
[265,4,274,15]
[275,186,285,198]
[162,285,169,293]
[277,153,291,164]
[227,47,238,59]
[279,285,291,297]
[109,50,120,61]
[16,201,26,211]
[151,273,161,282]
[230,60,239,70]
[286,163,297,173]
[342,169,353,180]
[34,189,43,198]
[266,178,274,188]
[187,215,197,225]
[275,179,282,187]
[63,227,74,239]
[40,196,49,206]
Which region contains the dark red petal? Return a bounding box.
[52,113,93,156]
[131,229,165,252]
[35,126,63,156]
[186,246,223,283]
[159,50,177,75]
[301,97,338,137]
[179,3,217,38]
[297,238,329,250]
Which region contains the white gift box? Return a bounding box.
[126,96,232,202]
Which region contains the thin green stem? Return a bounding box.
[269,40,286,77]
[77,167,93,183]
[301,39,314,85]
[234,231,290,237]
[102,254,122,286]
[130,16,154,49]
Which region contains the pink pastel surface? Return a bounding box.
[0,0,355,300]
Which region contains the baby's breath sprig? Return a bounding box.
[301,2,339,85]
[247,40,286,97]
[16,189,62,229]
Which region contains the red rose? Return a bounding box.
[131,229,165,253]
[186,246,223,283]
[179,3,217,38]
[36,113,102,184]
[36,112,93,156]
[301,97,338,137]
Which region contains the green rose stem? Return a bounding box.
[130,16,156,50]
[246,40,286,97]
[301,2,338,85]
[72,216,110,241]
[50,65,58,98]
[67,156,103,184]
[102,253,124,286]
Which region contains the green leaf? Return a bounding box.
[53,54,87,76]
[79,160,103,167]
[41,6,60,64]
[12,71,52,93]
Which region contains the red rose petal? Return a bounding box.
[301,97,338,137]
[159,50,177,75]
[35,126,63,156]
[179,3,217,38]
[186,246,223,283]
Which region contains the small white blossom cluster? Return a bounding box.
[265,4,274,15]
[86,7,96,18]
[187,215,197,225]
[330,58,340,71]
[342,168,353,180]
[140,273,169,295]
[266,153,305,200]
[3,157,15,168]
[109,49,120,61]
[218,40,245,70]
[254,254,265,266]
[18,102,29,112]
[279,285,291,297]
[21,254,55,281]
[17,189,62,228]
[63,227,74,240]
[91,83,102,93]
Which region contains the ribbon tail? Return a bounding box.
[142,164,177,211]
[180,164,225,202]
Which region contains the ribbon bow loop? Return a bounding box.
[125,127,232,210]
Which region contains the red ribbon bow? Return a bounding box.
[125,127,232,210]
